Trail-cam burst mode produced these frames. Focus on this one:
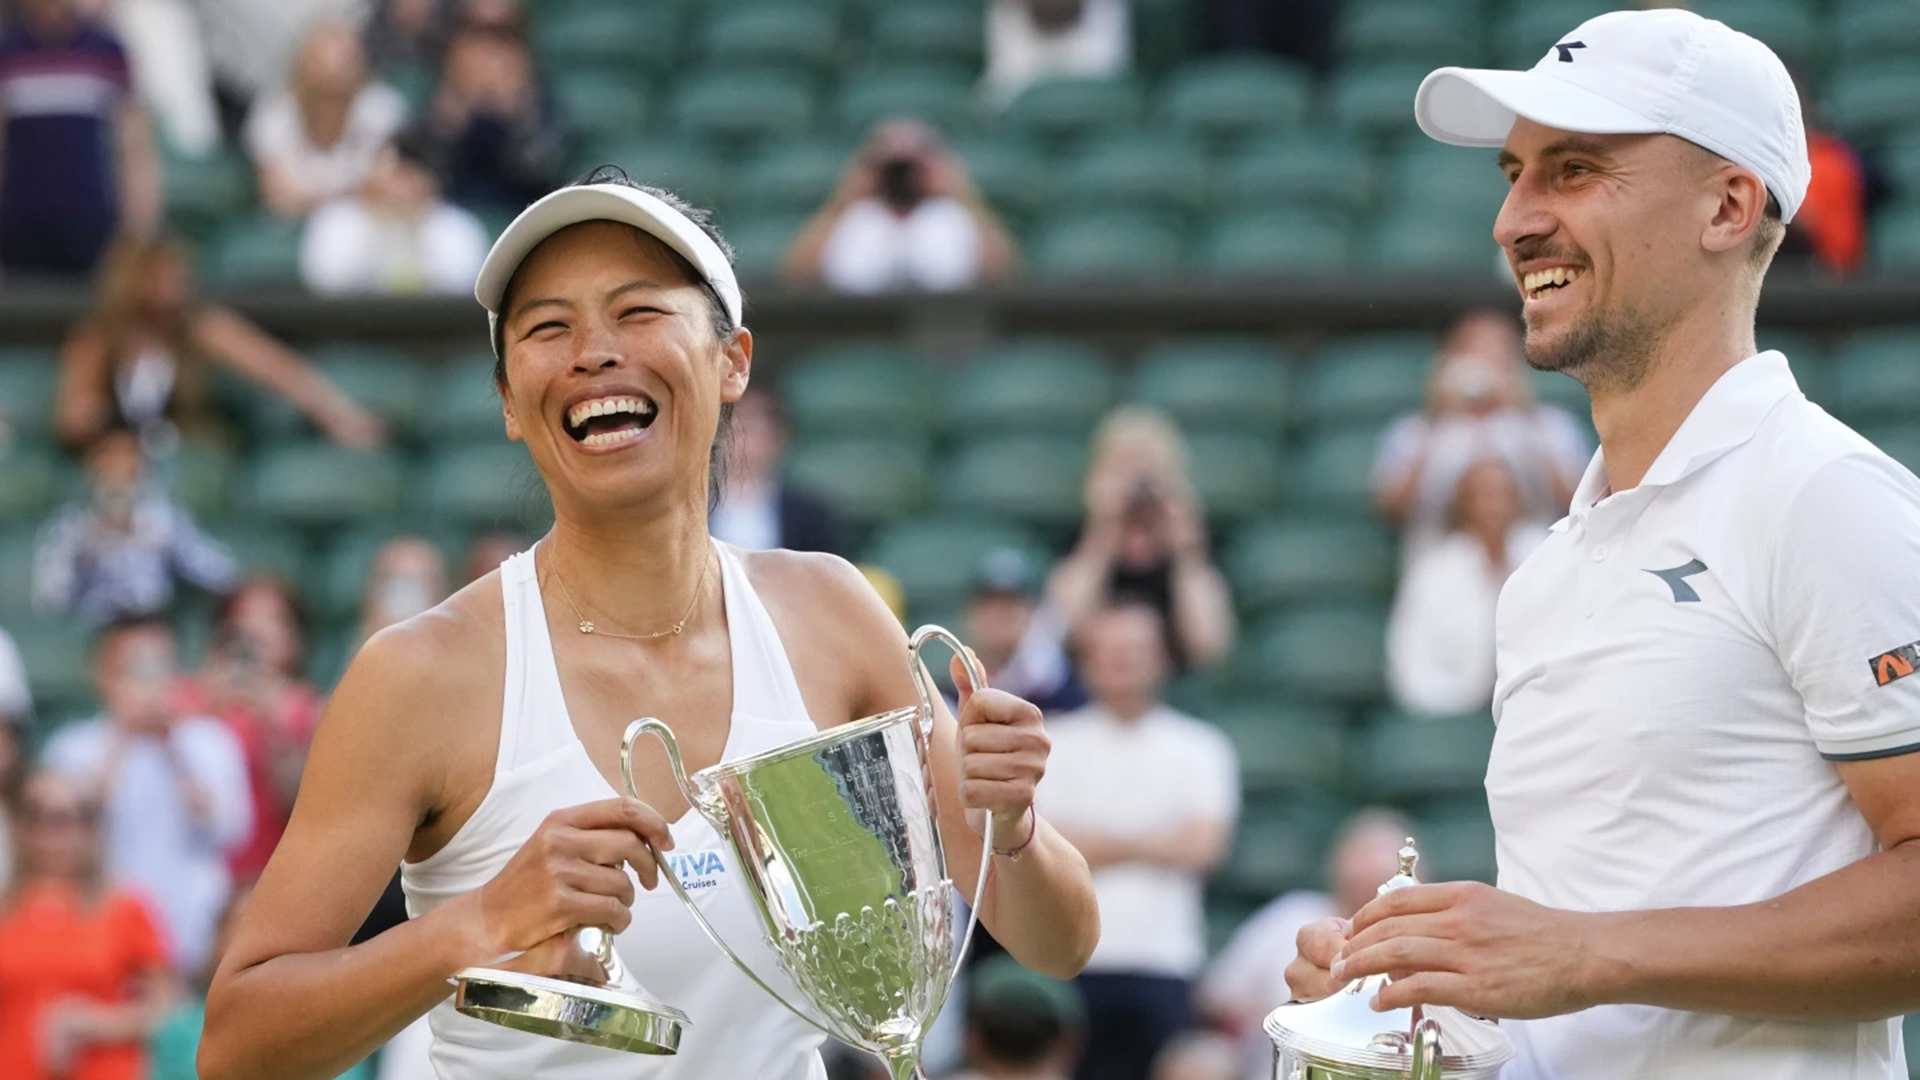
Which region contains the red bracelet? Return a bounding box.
[992,806,1037,861]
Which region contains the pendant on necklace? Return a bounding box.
[579,620,595,634]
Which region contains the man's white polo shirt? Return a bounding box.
[1488,351,1919,1080]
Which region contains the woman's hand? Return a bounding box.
[951,656,1048,847]
[1284,916,1353,1003]
[466,798,673,971]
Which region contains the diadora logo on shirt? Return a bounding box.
[1869,640,1920,688]
[1645,558,1709,603]
[665,848,728,891]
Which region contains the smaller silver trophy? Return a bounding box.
[624,625,994,1080]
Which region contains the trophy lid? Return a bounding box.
[1261,839,1512,1074]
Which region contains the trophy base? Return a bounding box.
[452,967,689,1055]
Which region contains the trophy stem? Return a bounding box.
[880,1052,925,1080]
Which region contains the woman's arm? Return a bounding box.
[191,308,385,447]
[54,324,114,449]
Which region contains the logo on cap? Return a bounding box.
[1552,40,1587,62]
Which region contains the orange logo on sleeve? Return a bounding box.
[1869,642,1920,687]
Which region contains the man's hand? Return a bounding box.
[1335,881,1611,1019]
[1283,916,1352,1003]
[951,655,1047,848]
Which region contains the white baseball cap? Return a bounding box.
[474,183,742,354]
[1414,8,1810,222]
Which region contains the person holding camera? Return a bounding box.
[783,118,1018,294]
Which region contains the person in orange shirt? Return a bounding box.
[0,768,177,1080]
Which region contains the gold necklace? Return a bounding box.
[547,544,713,640]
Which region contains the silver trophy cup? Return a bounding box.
[623,625,994,1080]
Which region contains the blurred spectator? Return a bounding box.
[711,388,848,555]
[415,2,563,215]
[0,0,160,278]
[943,954,1085,1080]
[1047,407,1235,670]
[41,615,251,976]
[176,576,322,883]
[109,0,220,155]
[0,768,177,1080]
[301,131,488,295]
[244,19,407,219]
[55,233,386,452]
[981,0,1130,108]
[1198,809,1411,1080]
[784,119,1018,295]
[965,548,1086,716]
[460,529,530,585]
[356,536,448,646]
[150,887,374,1080]
[1778,84,1873,275]
[1199,0,1337,77]
[201,0,367,126]
[1149,1032,1240,1080]
[364,0,454,75]
[1372,310,1587,561]
[0,629,27,893]
[1386,458,1546,716]
[1037,604,1239,1080]
[32,424,238,626]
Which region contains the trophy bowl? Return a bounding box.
[623,625,993,1080]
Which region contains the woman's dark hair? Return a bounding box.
[491,166,742,510]
[214,574,310,678]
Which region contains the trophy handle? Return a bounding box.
[906,624,996,1018]
[1410,1014,1444,1080]
[618,718,846,1044]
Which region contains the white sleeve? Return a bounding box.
[179,721,255,850]
[300,202,366,295]
[1769,452,1920,760]
[1386,544,1496,715]
[423,206,490,295]
[1370,414,1425,494]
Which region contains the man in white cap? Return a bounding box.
[1284,10,1920,1079]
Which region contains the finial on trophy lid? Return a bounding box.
[1376,837,1421,898]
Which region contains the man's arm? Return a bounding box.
[115,103,162,236]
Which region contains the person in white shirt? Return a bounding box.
[1039,603,1239,1080]
[301,132,488,296]
[783,119,1018,295]
[981,0,1131,108]
[1385,457,1547,715]
[43,615,252,975]
[1198,809,1410,1080]
[244,19,407,219]
[1286,11,1920,1080]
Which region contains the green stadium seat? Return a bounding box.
[1339,2,1483,67]
[0,348,59,439]
[213,521,312,582]
[530,4,679,74]
[1217,132,1372,216]
[724,213,807,284]
[785,435,932,527]
[1688,0,1822,74]
[1832,2,1920,63]
[782,343,936,437]
[1386,141,1506,221]
[1365,211,1501,271]
[862,516,1046,614]
[161,146,252,242]
[1160,57,1313,145]
[170,441,236,519]
[1905,1014,1920,1080]
[1291,427,1384,511]
[944,340,1117,435]
[668,73,818,146]
[939,436,1089,533]
[1001,77,1145,145]
[1131,339,1293,432]
[1824,64,1920,140]
[551,70,651,146]
[1031,212,1185,281]
[734,139,854,218]
[385,61,436,114]
[12,616,97,729]
[1494,1,1617,68]
[1212,699,1348,795]
[947,135,1052,225]
[1184,432,1287,523]
[0,527,38,620]
[1883,131,1920,195]
[423,442,550,532]
[1219,799,1348,899]
[1241,605,1390,704]
[835,69,980,135]
[422,361,508,443]
[309,344,428,438]
[868,4,983,71]
[1328,64,1430,137]
[0,442,66,521]
[1829,331,1920,427]
[698,4,843,82]
[312,526,466,624]
[1058,132,1210,222]
[1298,334,1433,426]
[1226,518,1395,613]
[205,217,304,291]
[1200,211,1352,277]
[576,137,732,210]
[1859,425,1920,478]
[1354,709,1495,800]
[243,443,406,527]
[1130,0,1195,76]
[1415,797,1498,883]
[1871,206,1920,271]
[1529,368,1590,418]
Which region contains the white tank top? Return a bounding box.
[401,542,828,1079]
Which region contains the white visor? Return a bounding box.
[474,183,742,354]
